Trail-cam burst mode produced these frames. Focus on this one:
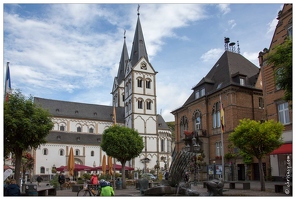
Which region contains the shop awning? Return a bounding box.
[270,143,292,155]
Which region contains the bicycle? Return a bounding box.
[77,181,100,196]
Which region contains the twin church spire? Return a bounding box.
[115,6,149,86]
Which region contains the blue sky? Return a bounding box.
[2,2,285,121]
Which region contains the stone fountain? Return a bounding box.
[141,150,224,196]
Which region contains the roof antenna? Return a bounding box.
[229,41,236,53]
[137,4,140,16]
[224,37,230,51]
[237,41,240,54]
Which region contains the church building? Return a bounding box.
[32,9,172,178]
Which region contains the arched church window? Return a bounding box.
[146,79,151,89]
[137,78,142,88]
[138,99,143,109]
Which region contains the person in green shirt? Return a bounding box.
[99,180,115,196]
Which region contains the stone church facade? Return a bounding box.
[32,11,172,178]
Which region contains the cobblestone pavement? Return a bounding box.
[31,180,292,197]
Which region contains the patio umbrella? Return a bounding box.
[67,147,75,176]
[102,155,107,175]
[108,156,113,175]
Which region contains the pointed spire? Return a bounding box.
[116,30,129,85]
[130,6,149,67]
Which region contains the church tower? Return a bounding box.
[112,7,162,170]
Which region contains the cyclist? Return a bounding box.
[99,179,114,196]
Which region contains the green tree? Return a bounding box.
[166,121,175,141]
[100,125,144,189]
[4,90,54,186]
[266,38,292,102]
[228,119,284,191]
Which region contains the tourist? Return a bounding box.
[4,179,21,196]
[58,172,65,190]
[36,175,43,186]
[165,171,169,180]
[184,171,189,183]
[90,173,98,184]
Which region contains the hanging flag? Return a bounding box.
[112,104,116,125]
[4,62,12,102]
[220,95,225,133]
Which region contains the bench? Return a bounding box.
[225,181,250,190]
[203,181,250,190]
[37,187,56,196]
[274,184,286,193]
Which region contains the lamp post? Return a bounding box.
[213,161,216,180]
[156,160,159,180]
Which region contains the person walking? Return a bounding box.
[90,173,98,184]
[184,171,190,183]
[36,175,43,187]
[4,179,21,196]
[58,172,65,190]
[164,170,169,180]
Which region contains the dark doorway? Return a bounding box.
[237,164,245,180]
[253,163,266,180]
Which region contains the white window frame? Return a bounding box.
[278,102,290,124]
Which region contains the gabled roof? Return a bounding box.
[34,97,125,123]
[129,15,149,67]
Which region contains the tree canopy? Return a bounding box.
[266,38,292,102]
[228,119,284,191]
[100,125,144,188]
[4,91,54,186]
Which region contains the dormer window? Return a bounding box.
[200,88,205,96]
[217,82,222,89]
[240,78,245,86]
[195,88,205,99]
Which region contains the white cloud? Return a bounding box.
[200,48,224,62]
[266,18,278,35]
[242,52,260,67]
[228,19,236,29]
[217,4,230,15]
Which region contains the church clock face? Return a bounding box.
[140,61,147,70]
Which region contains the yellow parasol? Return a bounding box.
[108,156,113,175]
[67,147,75,176]
[102,155,107,175]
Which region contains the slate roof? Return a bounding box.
[46,131,102,145]
[34,97,125,123]
[116,38,129,85]
[175,51,261,110]
[34,97,170,132]
[157,115,171,130]
[129,15,149,67]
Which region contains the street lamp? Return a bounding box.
[156,160,159,180]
